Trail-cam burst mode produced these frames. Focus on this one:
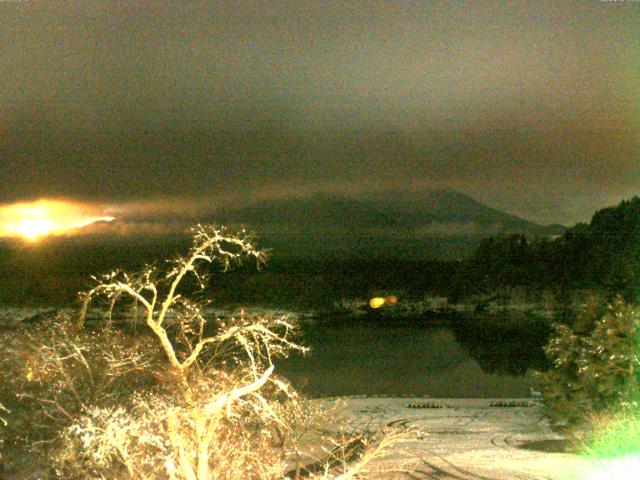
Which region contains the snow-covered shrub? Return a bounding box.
[539,297,640,431]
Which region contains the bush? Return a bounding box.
[51,371,298,479]
[538,296,640,432]
[0,312,163,473]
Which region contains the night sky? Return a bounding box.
[1,1,638,225]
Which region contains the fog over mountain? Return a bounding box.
[209,190,565,259]
[215,190,564,236]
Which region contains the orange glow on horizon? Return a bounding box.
[0,200,115,241]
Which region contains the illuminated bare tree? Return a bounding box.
[0,401,7,463]
[4,224,414,479]
[77,224,302,377]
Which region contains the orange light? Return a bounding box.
[13,217,56,240]
[386,295,398,305]
[369,297,386,309]
[0,200,114,241]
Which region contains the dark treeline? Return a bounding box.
[0,232,459,308]
[0,235,192,306]
[206,257,458,309]
[212,196,640,308]
[454,196,640,303]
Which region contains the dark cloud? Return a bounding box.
[0,1,638,224]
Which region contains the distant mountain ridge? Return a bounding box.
[215,190,565,238]
[211,190,565,259]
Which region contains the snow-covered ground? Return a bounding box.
[318,397,595,480]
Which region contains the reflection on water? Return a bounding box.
[450,315,550,376]
[275,322,549,398]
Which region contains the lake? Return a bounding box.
[275,320,549,398]
[2,307,550,398]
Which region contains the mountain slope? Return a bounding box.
[216,190,563,236]
[213,190,565,259]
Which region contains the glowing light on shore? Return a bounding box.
[0,200,115,241]
[369,297,386,309]
[386,295,398,305]
[368,296,398,309]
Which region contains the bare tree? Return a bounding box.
[0,401,7,462]
[78,224,274,373]
[73,225,316,478]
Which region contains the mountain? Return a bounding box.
[360,189,563,235]
[213,190,565,260]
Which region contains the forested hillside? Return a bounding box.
[460,197,640,301]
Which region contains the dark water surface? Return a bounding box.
[275,322,548,398]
